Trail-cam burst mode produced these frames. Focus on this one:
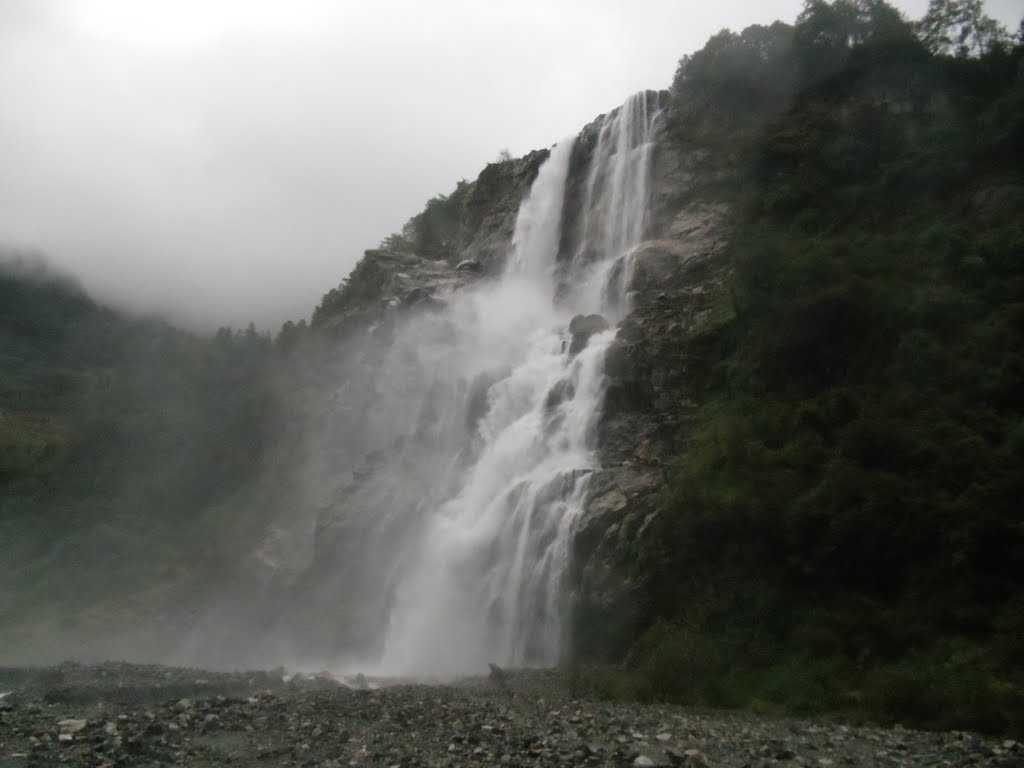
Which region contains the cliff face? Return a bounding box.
[313,149,549,335]
[572,201,734,659]
[163,91,725,669]
[273,94,738,667]
[567,120,737,660]
[206,151,555,664]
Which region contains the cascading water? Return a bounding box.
[166,92,662,674]
[375,138,593,675]
[372,94,662,675]
[571,91,663,317]
[279,92,665,678]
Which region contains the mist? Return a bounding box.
[6,0,1016,331]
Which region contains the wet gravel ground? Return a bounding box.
[0,663,1020,767]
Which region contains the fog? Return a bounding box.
[4,0,1013,331]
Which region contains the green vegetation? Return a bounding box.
[917,0,1011,56]
[604,0,1024,734]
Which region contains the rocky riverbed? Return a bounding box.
[0,663,1019,768]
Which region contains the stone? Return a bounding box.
[569,314,610,354]
[456,259,483,272]
[402,287,435,307]
[588,488,627,516]
[544,378,576,412]
[58,718,88,734]
[635,757,657,767]
[683,748,710,767]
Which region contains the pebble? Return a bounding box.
[0,663,1016,768]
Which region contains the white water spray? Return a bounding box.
[376,139,591,674]
[311,94,664,677]
[572,91,663,317]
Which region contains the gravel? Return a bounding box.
[0,663,1020,767]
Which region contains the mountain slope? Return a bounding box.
[571,10,1024,733]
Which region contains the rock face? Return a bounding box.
[568,132,735,660]
[175,98,735,669]
[169,152,554,666]
[314,150,548,338]
[285,101,735,666]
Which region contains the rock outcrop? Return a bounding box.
[568,314,609,355]
[314,150,549,338]
[569,132,736,659]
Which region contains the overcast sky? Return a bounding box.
[1,0,1020,330]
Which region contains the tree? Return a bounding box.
[795,0,916,79]
[670,22,799,136]
[917,0,1010,56]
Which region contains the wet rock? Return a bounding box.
[588,487,627,516]
[402,286,441,308]
[569,314,609,355]
[456,259,483,272]
[544,378,576,412]
[465,368,509,432]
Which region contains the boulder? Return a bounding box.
[588,488,627,516]
[543,378,575,413]
[401,287,443,309]
[456,259,483,273]
[58,719,88,735]
[568,314,609,355]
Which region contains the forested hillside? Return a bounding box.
[592,0,1024,734]
[0,256,281,648]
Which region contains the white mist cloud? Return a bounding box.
[0,0,1019,330]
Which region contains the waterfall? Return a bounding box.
[308,93,662,678]
[571,91,663,317]
[507,140,577,286]
[375,138,591,675]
